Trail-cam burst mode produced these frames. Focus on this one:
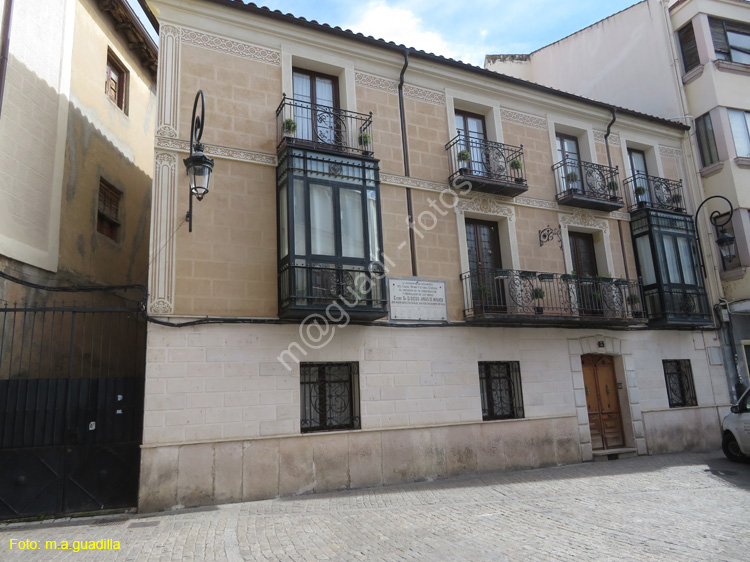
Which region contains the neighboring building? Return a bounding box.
[0,0,156,519]
[486,0,750,400]
[142,0,729,512]
[0,0,156,298]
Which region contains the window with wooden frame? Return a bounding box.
[97,179,122,242]
[106,49,128,112]
[292,68,339,144]
[478,361,524,421]
[709,17,750,65]
[695,113,719,168]
[663,359,698,408]
[678,22,700,73]
[300,362,360,433]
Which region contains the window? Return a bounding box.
[300,362,359,433]
[728,109,750,158]
[97,179,121,242]
[455,110,487,175]
[106,50,128,112]
[695,114,719,168]
[556,133,582,192]
[478,362,524,420]
[663,360,697,407]
[709,17,750,65]
[292,68,339,144]
[678,23,700,73]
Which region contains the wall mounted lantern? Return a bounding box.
[694,195,736,277]
[184,90,214,232]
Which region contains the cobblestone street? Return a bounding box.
[2,450,749,561]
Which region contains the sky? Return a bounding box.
[244,0,641,66]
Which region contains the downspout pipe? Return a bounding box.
[604,107,631,280]
[0,0,13,119]
[398,47,418,276]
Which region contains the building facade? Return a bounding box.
[486,0,750,400]
[141,0,730,512]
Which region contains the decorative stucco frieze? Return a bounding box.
[457,195,516,220]
[355,72,398,94]
[593,130,621,146]
[403,84,445,106]
[560,208,610,232]
[500,108,548,131]
[514,196,558,210]
[380,173,447,193]
[609,211,630,221]
[155,137,276,166]
[148,152,179,316]
[659,145,683,159]
[156,25,180,138]
[180,27,281,65]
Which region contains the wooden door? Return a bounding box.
[466,219,505,313]
[582,355,625,450]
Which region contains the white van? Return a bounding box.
[722,387,750,462]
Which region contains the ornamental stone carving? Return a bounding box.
[155,138,276,166]
[500,109,548,131]
[659,145,683,159]
[180,28,281,65]
[457,195,516,220]
[355,72,398,94]
[560,209,609,232]
[594,130,620,146]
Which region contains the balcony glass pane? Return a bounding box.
[636,235,657,285]
[663,235,682,284]
[279,184,288,259]
[728,109,750,158]
[292,72,313,141]
[341,187,364,258]
[367,189,380,262]
[677,237,697,285]
[294,179,306,256]
[310,183,335,255]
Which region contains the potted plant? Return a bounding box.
[510,159,524,183]
[477,283,492,299]
[519,270,537,279]
[634,185,647,207]
[565,171,580,193]
[358,132,373,156]
[607,180,619,201]
[627,293,644,318]
[457,149,471,175]
[282,118,297,136]
[670,193,683,209]
[494,269,511,279]
[533,287,545,314]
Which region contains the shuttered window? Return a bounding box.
[695,113,719,168]
[709,17,750,64]
[97,179,122,241]
[678,23,700,73]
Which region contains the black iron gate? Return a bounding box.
[0,303,146,519]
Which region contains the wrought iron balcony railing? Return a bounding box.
[445,135,527,196]
[279,262,387,320]
[623,173,685,213]
[552,158,623,211]
[276,95,374,157]
[461,268,644,324]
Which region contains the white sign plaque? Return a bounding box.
[388,277,448,322]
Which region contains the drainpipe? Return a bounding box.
[0,0,13,118]
[604,107,630,280]
[398,47,418,277]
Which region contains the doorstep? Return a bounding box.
[592,448,639,462]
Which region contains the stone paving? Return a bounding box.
[2,450,749,561]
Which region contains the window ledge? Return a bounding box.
[700,161,724,178]
[734,156,750,169]
[682,65,704,85]
[720,267,745,282]
[714,59,750,77]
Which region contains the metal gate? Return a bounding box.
[0,303,146,519]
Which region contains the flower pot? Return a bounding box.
[514,177,524,184]
[534,306,544,315]
[459,167,470,175]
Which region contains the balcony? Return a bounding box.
[623,173,685,214]
[279,262,387,321]
[643,287,712,327]
[460,268,644,327]
[446,135,528,197]
[552,158,624,212]
[276,95,374,157]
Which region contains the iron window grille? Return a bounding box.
[300,362,360,433]
[663,359,698,408]
[478,361,524,421]
[97,179,122,241]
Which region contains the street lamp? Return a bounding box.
[184,90,214,232]
[694,195,736,277]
